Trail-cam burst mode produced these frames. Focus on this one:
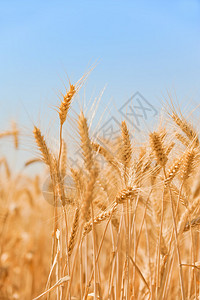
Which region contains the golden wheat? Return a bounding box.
[1,89,200,300]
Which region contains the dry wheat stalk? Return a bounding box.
[92,142,120,174]
[0,122,19,149]
[121,121,132,168]
[70,168,84,195]
[82,186,136,238]
[178,196,200,236]
[165,157,182,184]
[24,158,42,167]
[175,133,190,147]
[115,186,136,203]
[59,84,76,126]
[5,83,200,299]
[12,122,19,149]
[78,112,94,173]
[165,141,175,157]
[53,157,66,207]
[60,140,67,179]
[178,174,200,235]
[68,206,80,257]
[150,131,167,167]
[33,126,52,167]
[183,216,200,232]
[171,112,199,146]
[82,201,118,238]
[0,131,14,138]
[134,149,148,186]
[181,147,196,181]
[0,157,10,178]
[81,169,97,223]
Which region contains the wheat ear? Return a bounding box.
[59,84,76,126]
[78,111,93,173]
[82,186,136,238]
[178,196,200,235]
[150,131,167,167]
[181,147,196,181]
[33,126,52,167]
[58,81,76,166]
[171,112,199,146]
[165,157,182,185]
[82,202,118,238]
[68,207,80,257]
[92,142,120,174]
[12,122,19,149]
[183,216,200,232]
[121,121,132,168]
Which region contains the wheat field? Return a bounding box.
[0,77,200,300]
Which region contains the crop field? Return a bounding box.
[0,74,200,300]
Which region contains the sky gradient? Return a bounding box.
[1,0,200,170]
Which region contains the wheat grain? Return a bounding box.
[59,84,76,126]
[33,126,52,167]
[68,207,80,257]
[150,131,167,167]
[78,112,94,173]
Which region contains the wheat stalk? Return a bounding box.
[33,126,52,167]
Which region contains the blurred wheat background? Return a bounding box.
[1,76,200,299]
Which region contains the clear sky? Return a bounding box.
[0,0,200,171]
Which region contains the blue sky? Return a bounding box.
[0,0,200,170]
[1,0,200,121]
